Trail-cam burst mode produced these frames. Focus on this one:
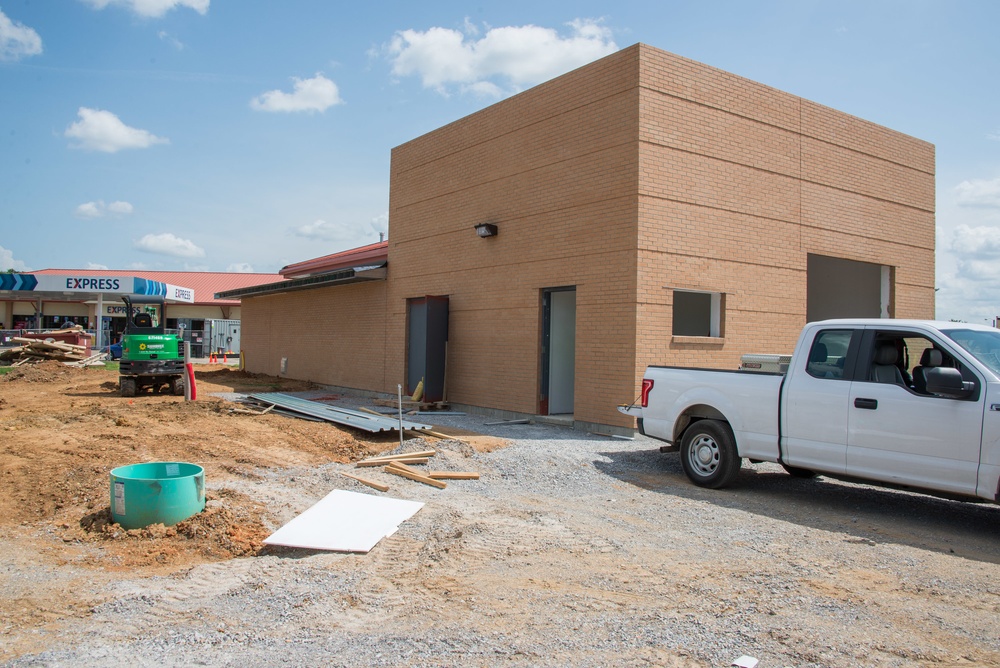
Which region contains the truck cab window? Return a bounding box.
[806,330,851,379]
[869,332,964,395]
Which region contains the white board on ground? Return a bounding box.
[263,489,424,553]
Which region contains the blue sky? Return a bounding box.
[0,1,998,322]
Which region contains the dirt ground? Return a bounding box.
[0,363,396,649]
[4,361,1000,666]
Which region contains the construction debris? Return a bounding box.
[339,471,391,493]
[427,471,480,480]
[347,447,479,491]
[356,450,436,464]
[355,457,430,468]
[248,393,433,434]
[0,336,93,365]
[373,397,450,412]
[384,461,447,489]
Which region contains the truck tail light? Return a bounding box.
[640,378,654,407]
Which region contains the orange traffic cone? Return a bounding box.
[209,352,216,363]
[223,353,228,363]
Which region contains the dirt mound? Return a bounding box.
[1,359,86,383]
[76,490,270,569]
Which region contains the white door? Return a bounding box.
[847,331,983,495]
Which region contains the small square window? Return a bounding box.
[672,290,723,337]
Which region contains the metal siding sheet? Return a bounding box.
[248,393,431,433]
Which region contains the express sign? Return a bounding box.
[66,278,121,290]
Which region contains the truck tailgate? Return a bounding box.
[642,367,783,461]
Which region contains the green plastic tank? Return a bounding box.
[109,462,205,530]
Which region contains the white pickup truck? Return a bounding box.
[621,319,1000,501]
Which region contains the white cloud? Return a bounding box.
[0,8,42,61]
[134,233,205,258]
[65,108,168,153]
[157,30,185,50]
[226,262,255,273]
[951,224,1000,257]
[293,219,342,240]
[955,258,1000,282]
[107,200,134,215]
[86,262,110,270]
[0,245,29,272]
[81,0,209,18]
[251,74,343,113]
[955,177,1000,208]
[75,202,104,219]
[74,200,134,218]
[385,18,618,96]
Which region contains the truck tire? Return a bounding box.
[171,376,185,396]
[680,420,741,489]
[120,377,137,398]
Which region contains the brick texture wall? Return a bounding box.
[241,281,388,389]
[635,44,935,400]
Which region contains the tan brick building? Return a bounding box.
[227,43,935,432]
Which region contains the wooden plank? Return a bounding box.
[426,471,480,480]
[339,471,390,493]
[358,449,436,462]
[384,464,447,489]
[355,457,429,468]
[385,460,421,475]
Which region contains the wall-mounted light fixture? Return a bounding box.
[474,222,498,238]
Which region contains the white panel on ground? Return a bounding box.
[263,490,424,553]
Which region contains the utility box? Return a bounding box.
[206,319,241,354]
[739,354,791,374]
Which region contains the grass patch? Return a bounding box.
[0,366,13,376]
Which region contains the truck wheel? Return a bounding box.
[680,420,741,489]
[781,464,817,479]
[120,377,137,398]
[171,377,185,396]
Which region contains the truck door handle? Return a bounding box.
[854,398,878,410]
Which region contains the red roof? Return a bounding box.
[34,269,285,305]
[280,241,388,278]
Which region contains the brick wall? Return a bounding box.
[241,281,388,389]
[635,44,935,399]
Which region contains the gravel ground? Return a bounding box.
[6,392,1000,667]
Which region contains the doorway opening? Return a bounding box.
[807,254,892,321]
[540,287,576,415]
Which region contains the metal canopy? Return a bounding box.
[248,393,431,433]
[0,272,197,350]
[215,263,386,300]
[0,273,196,304]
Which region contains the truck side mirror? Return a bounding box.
[924,367,974,399]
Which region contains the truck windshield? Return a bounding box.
[944,329,1000,375]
